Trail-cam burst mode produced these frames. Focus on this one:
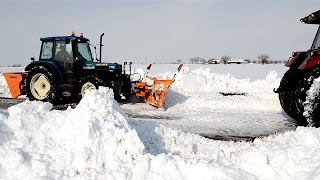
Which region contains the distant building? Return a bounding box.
[207,58,221,64]
[227,59,247,64]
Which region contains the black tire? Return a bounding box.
[294,78,309,126]
[25,65,59,104]
[76,75,106,100]
[278,69,303,120]
[295,68,320,127]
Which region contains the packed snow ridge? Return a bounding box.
[0,85,320,179]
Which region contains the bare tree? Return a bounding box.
[221,56,231,64]
[190,57,205,64]
[258,53,270,65]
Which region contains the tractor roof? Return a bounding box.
[40,35,89,42]
[300,10,320,24]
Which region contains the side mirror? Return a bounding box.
[31,57,35,61]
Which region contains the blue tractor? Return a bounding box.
[23,32,132,104]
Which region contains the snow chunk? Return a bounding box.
[0,74,12,98]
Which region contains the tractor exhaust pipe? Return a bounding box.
[100,33,104,62]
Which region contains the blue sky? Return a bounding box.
[1,0,319,65]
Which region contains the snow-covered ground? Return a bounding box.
[1,64,320,179]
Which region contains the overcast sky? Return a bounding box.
[1,0,319,65]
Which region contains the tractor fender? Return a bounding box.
[286,51,308,68]
[76,71,97,80]
[298,52,320,70]
[76,70,112,82]
[25,60,65,82]
[76,71,114,90]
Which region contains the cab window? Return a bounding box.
[55,41,73,62]
[76,42,92,61]
[40,41,53,59]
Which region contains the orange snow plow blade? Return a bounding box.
[135,78,175,109]
[134,64,183,109]
[3,72,27,98]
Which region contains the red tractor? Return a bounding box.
[275,10,320,126]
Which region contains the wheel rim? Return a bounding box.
[81,82,96,97]
[30,73,51,100]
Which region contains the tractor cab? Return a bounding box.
[285,10,320,70]
[35,32,124,83]
[300,10,320,51]
[39,33,93,73]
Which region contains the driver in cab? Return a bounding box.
[55,45,72,61]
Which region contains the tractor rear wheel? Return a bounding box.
[77,75,106,99]
[25,66,59,104]
[278,69,302,120]
[295,68,320,127]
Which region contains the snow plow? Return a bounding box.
[0,32,182,109]
[135,64,182,109]
[2,72,28,98]
[275,10,320,126]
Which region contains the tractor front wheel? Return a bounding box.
[278,69,302,120]
[77,75,106,99]
[295,68,320,127]
[25,66,59,104]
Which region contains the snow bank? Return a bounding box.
[0,88,145,179]
[0,87,320,179]
[151,66,281,112]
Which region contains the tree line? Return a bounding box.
[182,53,286,64]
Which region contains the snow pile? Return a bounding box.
[154,66,281,111]
[0,88,248,179]
[1,87,320,179]
[130,118,320,180]
[0,88,145,179]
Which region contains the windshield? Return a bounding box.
[76,42,93,61]
[311,26,320,50]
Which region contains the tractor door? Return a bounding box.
[72,41,94,77]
